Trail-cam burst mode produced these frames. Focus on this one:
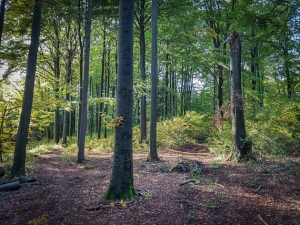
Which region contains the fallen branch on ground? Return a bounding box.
[254,185,262,193]
[214,179,224,188]
[258,214,268,225]
[0,181,20,191]
[180,179,200,186]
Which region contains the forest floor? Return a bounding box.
[1,143,300,225]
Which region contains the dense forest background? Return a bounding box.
[0,0,300,168]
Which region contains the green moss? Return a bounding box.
[102,181,136,200]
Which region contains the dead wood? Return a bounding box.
[180,179,200,186]
[258,214,268,225]
[0,180,20,191]
[254,184,262,193]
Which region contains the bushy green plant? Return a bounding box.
[207,121,232,156]
[156,111,211,148]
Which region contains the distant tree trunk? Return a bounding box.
[77,0,92,163]
[62,48,74,145]
[138,0,147,143]
[104,46,111,138]
[89,76,93,138]
[230,32,252,161]
[0,0,5,45]
[164,51,169,119]
[11,0,42,177]
[77,0,84,147]
[53,25,61,144]
[148,0,159,162]
[103,0,136,200]
[98,21,106,139]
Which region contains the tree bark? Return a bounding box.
[0,181,20,191]
[77,0,84,147]
[230,32,252,161]
[138,0,147,143]
[78,0,92,163]
[148,0,159,162]
[103,0,136,200]
[62,49,74,145]
[0,0,5,46]
[11,0,43,177]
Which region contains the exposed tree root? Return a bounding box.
[86,199,135,211]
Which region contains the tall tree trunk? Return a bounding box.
[164,51,169,119]
[62,49,73,145]
[11,0,42,177]
[104,46,111,139]
[139,0,147,143]
[77,0,84,147]
[53,56,60,144]
[103,0,136,200]
[148,0,159,162]
[98,20,106,139]
[230,32,252,161]
[0,0,5,45]
[89,76,93,138]
[77,0,92,163]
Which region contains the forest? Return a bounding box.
[0,0,300,224]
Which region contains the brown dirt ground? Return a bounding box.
[1,143,300,225]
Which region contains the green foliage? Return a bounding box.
[283,160,297,172]
[260,168,271,174]
[247,178,258,184]
[191,167,202,175]
[204,179,214,185]
[83,164,95,169]
[156,111,211,148]
[207,121,232,156]
[219,194,227,199]
[209,162,223,169]
[27,214,48,225]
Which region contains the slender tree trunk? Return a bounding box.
[89,76,93,138]
[148,0,159,161]
[104,46,111,138]
[139,0,147,143]
[230,32,252,161]
[0,0,5,45]
[77,0,84,147]
[11,0,42,177]
[77,0,92,163]
[164,52,169,119]
[62,49,73,145]
[103,0,136,200]
[53,48,60,144]
[98,21,106,139]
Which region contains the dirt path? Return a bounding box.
[1,143,300,225]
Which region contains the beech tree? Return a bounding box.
[0,0,5,45]
[11,0,43,177]
[148,0,159,161]
[103,0,136,200]
[78,0,92,163]
[229,32,252,161]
